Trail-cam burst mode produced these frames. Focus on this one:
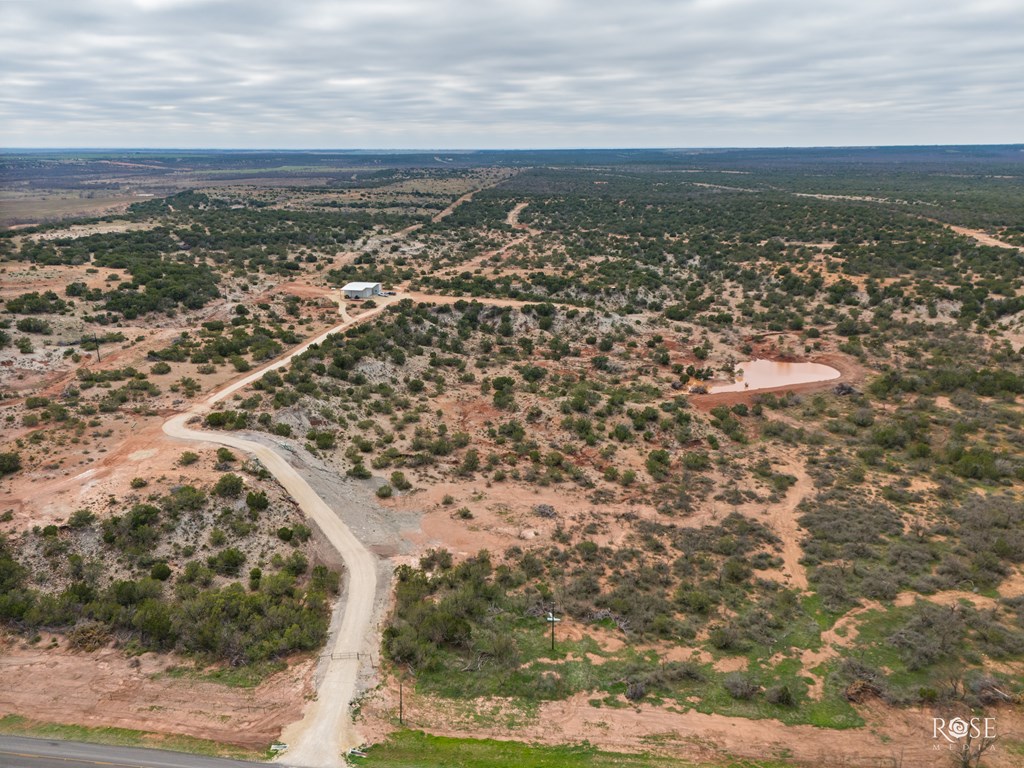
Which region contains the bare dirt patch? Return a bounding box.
[27,220,159,241]
[0,636,312,749]
[0,192,146,227]
[946,224,1024,252]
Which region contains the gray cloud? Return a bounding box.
[2,0,1022,147]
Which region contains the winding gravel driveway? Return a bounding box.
[163,296,395,767]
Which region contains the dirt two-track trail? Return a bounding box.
[163,297,395,768]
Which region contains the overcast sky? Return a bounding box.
[2,0,1021,148]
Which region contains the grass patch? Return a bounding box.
[800,593,845,631]
[352,729,797,767]
[800,698,864,729]
[412,622,617,701]
[0,714,268,761]
[849,605,937,690]
[445,697,541,731]
[161,660,286,688]
[1003,738,1024,756]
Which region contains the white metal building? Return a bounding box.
[341,282,383,299]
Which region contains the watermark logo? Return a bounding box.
[932,716,996,746]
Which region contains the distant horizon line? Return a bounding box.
[2,143,1022,153]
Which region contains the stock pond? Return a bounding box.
[709,359,840,394]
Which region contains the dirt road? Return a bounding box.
[394,176,511,238]
[947,224,1023,251]
[768,451,811,590]
[506,201,541,234]
[163,415,375,767]
[163,294,397,768]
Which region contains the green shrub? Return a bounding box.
[213,473,244,498]
[207,547,246,576]
[284,551,308,576]
[646,449,672,480]
[245,490,269,511]
[67,509,95,529]
[766,684,795,706]
[205,411,249,430]
[307,429,337,450]
[723,672,759,700]
[150,562,172,581]
[682,452,711,471]
[0,452,23,476]
[16,317,52,335]
[6,291,67,314]
[347,462,372,479]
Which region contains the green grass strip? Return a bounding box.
[351,729,798,767]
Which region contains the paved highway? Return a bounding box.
[0,736,268,768]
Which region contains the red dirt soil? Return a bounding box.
[0,634,314,749]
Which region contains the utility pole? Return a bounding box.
[546,605,560,653]
[399,671,403,725]
[94,335,102,363]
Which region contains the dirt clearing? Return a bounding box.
[0,636,312,749]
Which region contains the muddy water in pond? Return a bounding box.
[710,359,840,393]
